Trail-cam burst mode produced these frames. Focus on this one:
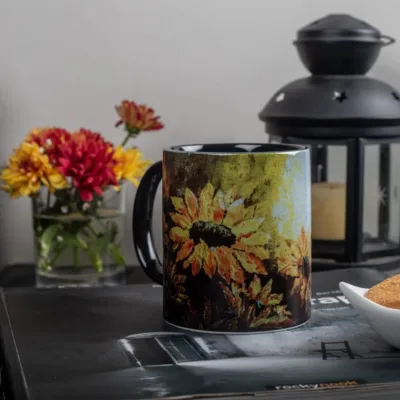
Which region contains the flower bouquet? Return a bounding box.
[1,100,163,287]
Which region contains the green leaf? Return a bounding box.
[108,244,126,267]
[39,224,63,257]
[92,232,112,254]
[65,233,88,250]
[65,231,103,272]
[49,241,69,267]
[86,248,104,272]
[88,221,119,256]
[108,221,119,243]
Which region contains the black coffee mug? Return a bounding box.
[133,143,311,333]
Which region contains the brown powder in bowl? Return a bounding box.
[365,275,400,309]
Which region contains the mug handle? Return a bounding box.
[132,160,163,285]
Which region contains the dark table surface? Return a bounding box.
[0,264,153,288]
[0,264,154,400]
[1,265,400,400]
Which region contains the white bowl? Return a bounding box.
[339,281,400,349]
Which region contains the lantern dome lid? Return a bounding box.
[296,14,382,42]
[258,76,400,138]
[293,14,395,75]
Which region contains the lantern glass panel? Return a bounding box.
[363,142,400,257]
[312,144,348,261]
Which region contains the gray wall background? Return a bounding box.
[0,0,398,266]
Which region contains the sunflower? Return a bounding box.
[168,182,271,284]
[276,227,311,308]
[220,278,291,330]
[1,142,67,198]
[168,263,189,305]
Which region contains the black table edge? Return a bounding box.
[0,289,30,400]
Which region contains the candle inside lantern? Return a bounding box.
[312,182,346,240]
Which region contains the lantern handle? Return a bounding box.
[380,35,395,46]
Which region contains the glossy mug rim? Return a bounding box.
[164,142,309,155]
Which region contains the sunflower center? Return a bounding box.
[189,221,236,248]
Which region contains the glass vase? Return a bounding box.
[32,185,127,288]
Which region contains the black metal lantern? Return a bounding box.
[259,14,400,270]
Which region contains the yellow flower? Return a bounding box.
[112,145,151,186]
[1,142,67,198]
[168,182,271,283]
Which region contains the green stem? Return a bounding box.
[87,223,99,237]
[121,134,131,147]
[120,127,140,147]
[73,245,79,267]
[49,243,68,266]
[46,189,51,209]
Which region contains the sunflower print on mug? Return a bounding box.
[168,182,271,283]
[276,227,311,311]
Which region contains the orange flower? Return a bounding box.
[168,182,271,283]
[115,100,164,134]
[276,227,311,308]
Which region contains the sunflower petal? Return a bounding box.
[245,205,256,220]
[223,186,238,206]
[176,239,194,261]
[169,227,189,243]
[247,245,270,260]
[258,280,273,305]
[171,196,189,217]
[173,274,186,285]
[268,293,284,306]
[250,314,290,329]
[216,247,232,284]
[233,242,270,261]
[197,239,209,262]
[191,259,202,276]
[231,218,264,237]
[291,241,302,261]
[298,227,311,258]
[220,282,239,313]
[278,257,299,277]
[248,275,262,299]
[183,241,207,276]
[199,182,215,221]
[223,199,246,228]
[230,255,245,285]
[232,282,244,297]
[234,250,267,275]
[220,282,243,316]
[253,201,270,218]
[185,188,199,221]
[203,248,217,279]
[239,231,270,247]
[170,212,192,229]
[212,191,225,224]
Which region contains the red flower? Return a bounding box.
[56,129,117,202]
[115,100,164,133]
[27,127,71,162]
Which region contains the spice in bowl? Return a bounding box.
[365,275,400,309]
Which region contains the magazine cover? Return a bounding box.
[116,267,400,399]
